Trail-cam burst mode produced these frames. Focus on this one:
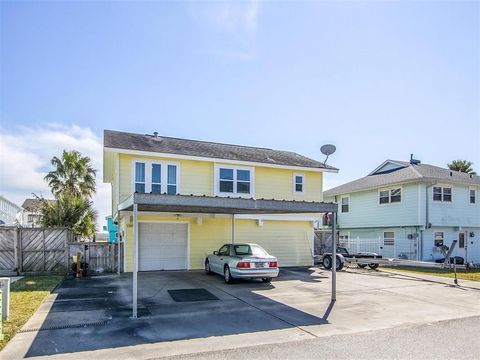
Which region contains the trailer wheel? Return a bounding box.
[358,264,367,269]
[336,257,344,271]
[368,263,379,270]
[322,255,332,270]
[322,255,344,271]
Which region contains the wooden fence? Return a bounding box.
[0,227,122,274]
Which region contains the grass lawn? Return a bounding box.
[384,266,480,282]
[0,275,64,351]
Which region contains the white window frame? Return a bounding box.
[214,164,255,198]
[134,161,146,193]
[132,159,180,194]
[293,173,305,194]
[469,187,476,205]
[434,231,444,247]
[383,231,395,246]
[340,195,350,213]
[432,185,452,203]
[378,186,402,205]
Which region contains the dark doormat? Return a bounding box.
[168,288,219,302]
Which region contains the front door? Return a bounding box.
[458,232,467,262]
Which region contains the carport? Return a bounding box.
[118,193,339,318]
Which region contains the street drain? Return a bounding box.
[19,319,110,333]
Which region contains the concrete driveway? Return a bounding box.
[3,267,480,359]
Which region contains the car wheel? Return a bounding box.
[358,264,367,269]
[262,277,272,283]
[205,260,212,275]
[368,263,379,270]
[224,266,234,284]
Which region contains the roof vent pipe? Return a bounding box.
[410,154,421,165]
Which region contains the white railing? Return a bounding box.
[339,237,419,260]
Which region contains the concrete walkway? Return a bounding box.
[2,267,480,359]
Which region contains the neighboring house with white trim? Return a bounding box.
[17,198,55,227]
[324,159,480,263]
[103,129,338,272]
[0,195,21,226]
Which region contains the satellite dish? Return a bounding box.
[320,144,336,165]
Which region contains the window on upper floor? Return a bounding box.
[151,163,161,194]
[133,160,179,194]
[383,232,395,246]
[167,165,177,195]
[341,196,349,213]
[379,188,401,204]
[433,186,452,202]
[434,231,444,247]
[294,174,304,193]
[470,188,476,204]
[135,162,146,193]
[215,165,253,196]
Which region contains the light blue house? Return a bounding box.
[104,216,118,243]
[324,159,480,263]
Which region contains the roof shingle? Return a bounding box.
[104,130,337,171]
[324,160,480,196]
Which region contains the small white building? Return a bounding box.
[17,198,54,227]
[0,195,21,226]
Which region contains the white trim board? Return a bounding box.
[104,147,337,173]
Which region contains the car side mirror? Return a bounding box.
[213,251,219,255]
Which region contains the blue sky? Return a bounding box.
[1,1,479,225]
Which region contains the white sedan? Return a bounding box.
[205,243,280,284]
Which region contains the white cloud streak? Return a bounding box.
[188,0,261,60]
[0,124,111,231]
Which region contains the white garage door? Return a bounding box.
[139,223,188,271]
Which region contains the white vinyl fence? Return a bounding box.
[339,236,419,260]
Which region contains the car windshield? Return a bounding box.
[234,244,268,256]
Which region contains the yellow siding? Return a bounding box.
[255,167,322,201]
[116,153,322,202]
[122,214,313,271]
[118,154,214,203]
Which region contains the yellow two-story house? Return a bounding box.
[103,130,338,272]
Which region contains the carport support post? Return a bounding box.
[132,204,138,319]
[331,212,337,302]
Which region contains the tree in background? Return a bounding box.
[44,150,96,198]
[38,196,97,238]
[447,160,477,175]
[38,150,97,238]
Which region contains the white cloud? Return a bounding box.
[0,124,111,231]
[210,0,260,34]
[187,0,260,60]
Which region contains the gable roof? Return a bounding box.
[104,130,338,171]
[324,160,480,197]
[22,198,55,212]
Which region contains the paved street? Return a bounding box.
[164,315,480,360]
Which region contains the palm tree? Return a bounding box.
[44,150,96,199]
[37,195,97,238]
[447,160,476,175]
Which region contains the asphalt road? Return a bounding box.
[158,315,480,360]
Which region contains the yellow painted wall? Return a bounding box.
[121,214,314,271]
[255,167,322,201]
[116,153,323,206]
[118,154,214,204]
